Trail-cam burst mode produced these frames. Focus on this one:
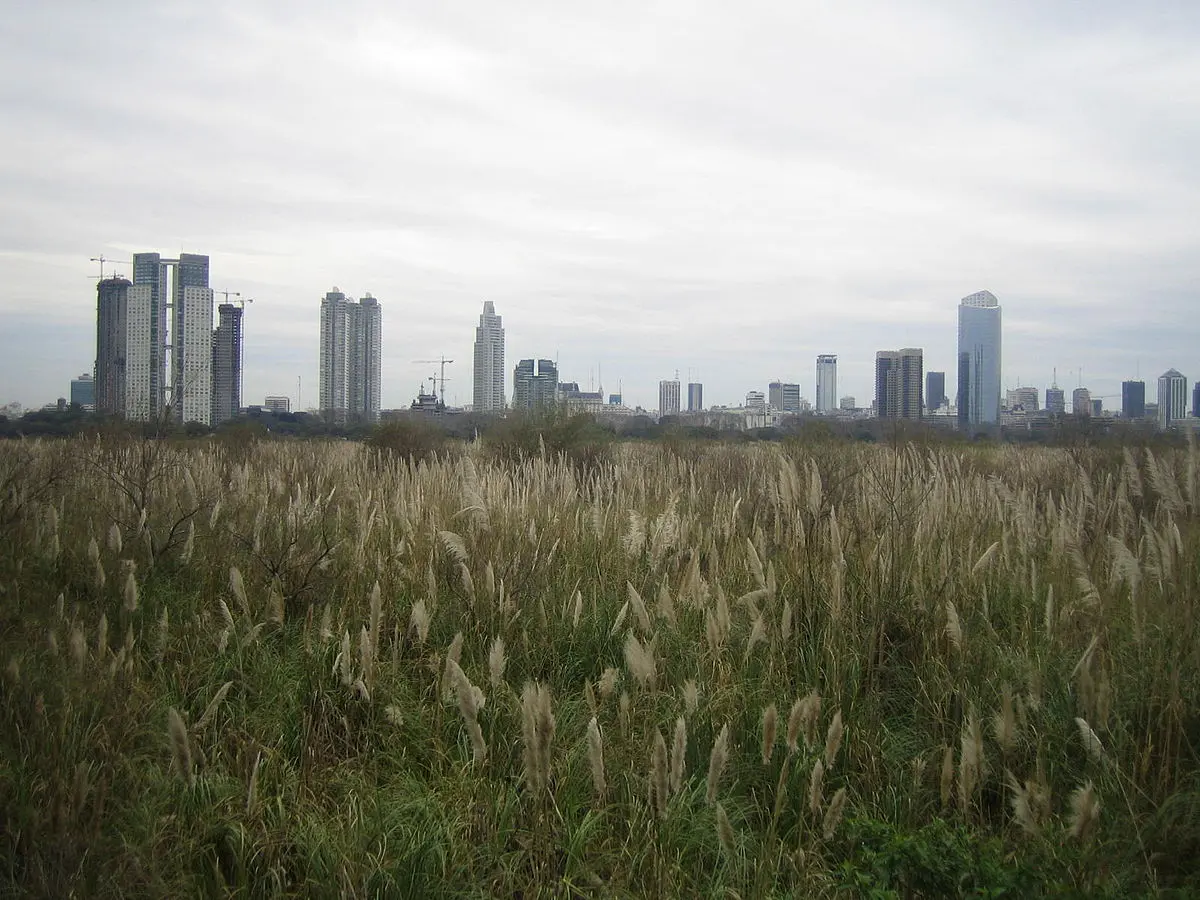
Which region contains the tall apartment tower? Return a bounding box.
[1046,386,1065,415]
[512,358,558,410]
[1072,387,1092,416]
[659,379,681,418]
[925,371,946,411]
[95,277,133,417]
[319,288,382,422]
[815,355,837,413]
[1157,369,1188,430]
[687,382,703,412]
[1121,381,1146,419]
[875,348,923,420]
[1193,382,1200,419]
[211,304,244,425]
[957,290,1002,428]
[473,301,505,413]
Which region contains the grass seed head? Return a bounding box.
[1069,781,1101,842]
[587,716,606,801]
[822,787,848,840]
[706,723,730,805]
[651,729,669,819]
[715,802,736,856]
[761,704,778,765]
[824,710,845,770]
[167,707,194,787]
[808,758,825,815]
[670,716,688,795]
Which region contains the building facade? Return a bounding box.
[1006,386,1039,412]
[472,301,505,413]
[512,358,558,410]
[1121,380,1146,419]
[211,304,243,425]
[1194,382,1200,419]
[957,290,1002,427]
[264,395,291,413]
[319,288,382,422]
[1046,387,1065,415]
[70,373,95,409]
[925,371,946,411]
[875,348,923,420]
[769,381,801,413]
[687,382,703,412]
[95,277,132,417]
[815,355,837,414]
[659,379,681,418]
[1157,369,1187,430]
[1072,387,1092,416]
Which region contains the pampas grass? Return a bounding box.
[167,707,194,787]
[706,724,730,805]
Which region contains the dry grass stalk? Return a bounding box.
[1075,717,1105,762]
[123,572,139,613]
[958,710,983,814]
[196,681,234,730]
[167,707,194,787]
[627,582,651,634]
[743,614,767,665]
[992,684,1016,754]
[488,636,506,688]
[715,802,736,856]
[623,630,657,691]
[761,704,778,765]
[438,530,468,563]
[587,716,606,801]
[618,691,631,737]
[441,632,464,701]
[246,752,261,815]
[940,744,954,807]
[808,758,825,815]
[409,599,430,644]
[651,729,669,819]
[96,613,108,660]
[945,600,963,651]
[683,679,699,715]
[447,658,487,764]
[229,566,249,618]
[822,787,848,840]
[1069,781,1101,842]
[598,666,619,699]
[520,682,555,793]
[824,710,844,769]
[670,716,688,795]
[706,723,730,805]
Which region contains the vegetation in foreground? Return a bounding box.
[1,434,1199,896]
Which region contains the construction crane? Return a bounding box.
[412,357,453,403]
[214,290,254,310]
[89,255,132,280]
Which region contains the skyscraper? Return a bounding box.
[512,358,558,410]
[1157,369,1187,430]
[815,355,837,414]
[875,348,923,420]
[1046,386,1065,415]
[1072,387,1092,416]
[1193,382,1200,419]
[473,302,505,413]
[659,379,681,418]
[211,304,243,425]
[95,277,132,417]
[1121,381,1146,419]
[957,290,1002,428]
[925,371,946,411]
[70,373,95,409]
[769,381,801,413]
[319,288,382,422]
[687,382,703,412]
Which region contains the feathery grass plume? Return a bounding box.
[992,684,1016,754]
[483,560,496,605]
[209,498,222,530]
[746,536,766,589]
[1043,584,1055,634]
[623,630,657,691]
[459,563,475,606]
[409,598,431,644]
[267,584,284,626]
[940,744,954,807]
[657,582,676,625]
[715,802,736,857]
[619,691,631,737]
[447,658,488,763]
[122,571,139,613]
[824,710,844,769]
[587,716,606,801]
[715,585,731,638]
[229,566,249,617]
[246,751,261,815]
[798,691,822,750]
[87,536,100,565]
[318,604,333,642]
[670,716,688,795]
[520,682,556,793]
[439,529,468,563]
[610,600,630,637]
[706,723,730,805]
[1075,717,1105,762]
[944,600,963,651]
[218,598,235,631]
[971,540,1000,578]
[196,680,234,730]
[651,729,669,819]
[359,626,373,688]
[780,598,793,645]
[822,787,848,840]
[958,710,983,813]
[93,559,106,591]
[683,679,699,715]
[180,518,194,564]
[167,707,194,787]
[352,677,370,701]
[488,636,507,688]
[384,705,404,726]
[1069,781,1101,842]
[622,509,647,557]
[584,679,598,716]
[337,630,353,687]
[441,632,464,701]
[627,582,651,634]
[704,610,722,655]
[96,613,108,660]
[572,590,583,629]
[107,522,122,554]
[217,627,230,654]
[786,698,803,754]
[743,614,767,665]
[598,666,620,699]
[368,580,382,656]
[761,704,778,765]
[808,758,825,815]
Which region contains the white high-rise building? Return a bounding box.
[1158,369,1188,431]
[175,285,214,424]
[473,302,506,413]
[319,288,382,422]
[957,290,1002,427]
[659,379,681,418]
[125,283,154,420]
[815,355,837,413]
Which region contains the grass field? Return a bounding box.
[1,433,1198,897]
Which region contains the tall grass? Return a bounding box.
[1,434,1198,895]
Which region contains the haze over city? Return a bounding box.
[2,1,1198,410]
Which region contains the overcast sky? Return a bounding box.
[2,0,1198,412]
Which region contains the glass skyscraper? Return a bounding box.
[957,291,1002,427]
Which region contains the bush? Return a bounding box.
[366,418,451,465]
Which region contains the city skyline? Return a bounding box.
[2,4,1199,411]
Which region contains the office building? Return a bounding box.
[318,288,382,422]
[926,371,947,411]
[1157,369,1188,430]
[815,355,837,414]
[512,358,558,410]
[745,390,766,413]
[875,348,923,420]
[839,396,856,411]
[1194,383,1200,419]
[769,381,801,413]
[1006,386,1038,412]
[1072,388,1092,417]
[1046,386,1065,415]
[264,396,290,414]
[211,304,243,425]
[957,290,1002,428]
[659,379,681,417]
[70,373,95,410]
[1121,381,1146,419]
[473,302,505,413]
[95,277,133,417]
[687,382,703,412]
